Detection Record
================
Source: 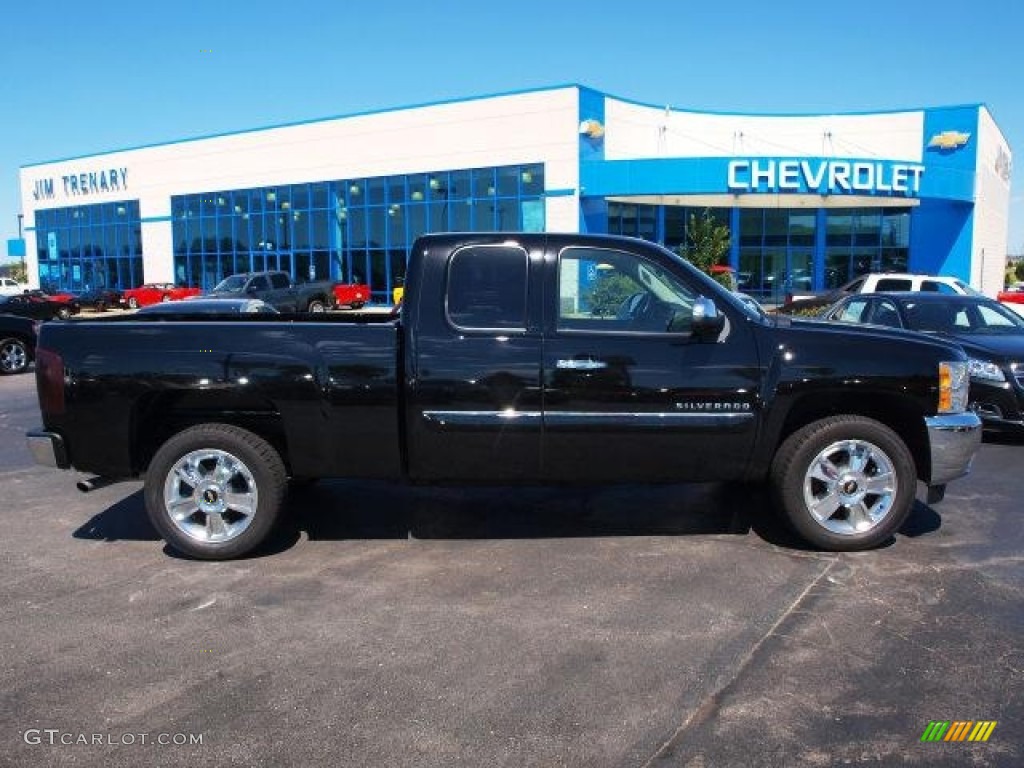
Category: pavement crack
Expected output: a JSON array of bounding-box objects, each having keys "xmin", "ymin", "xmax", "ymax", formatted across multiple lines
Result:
[{"xmin": 640, "ymin": 557, "xmax": 838, "ymax": 768}]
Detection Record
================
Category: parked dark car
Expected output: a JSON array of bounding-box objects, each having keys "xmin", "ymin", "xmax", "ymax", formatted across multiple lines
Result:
[
  {"xmin": 74, "ymin": 288, "xmax": 123, "ymax": 312},
  {"xmin": 820, "ymin": 292, "xmax": 1024, "ymax": 432},
  {"xmin": 0, "ymin": 294, "xmax": 79, "ymax": 321},
  {"xmin": 0, "ymin": 314, "xmax": 38, "ymax": 374},
  {"xmin": 135, "ymin": 298, "xmax": 279, "ymax": 316}
]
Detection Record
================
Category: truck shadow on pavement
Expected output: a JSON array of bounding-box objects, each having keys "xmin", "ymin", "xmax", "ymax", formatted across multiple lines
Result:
[{"xmin": 72, "ymin": 482, "xmax": 944, "ymax": 559}]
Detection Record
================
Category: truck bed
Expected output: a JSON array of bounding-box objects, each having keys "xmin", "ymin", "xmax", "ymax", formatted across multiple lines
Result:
[{"xmin": 35, "ymin": 315, "xmax": 404, "ymax": 480}]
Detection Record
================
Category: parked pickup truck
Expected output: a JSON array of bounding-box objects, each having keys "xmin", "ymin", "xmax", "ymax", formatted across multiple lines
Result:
[
  {"xmin": 27, "ymin": 233, "xmax": 982, "ymax": 560},
  {"xmin": 204, "ymin": 270, "xmax": 338, "ymax": 313}
]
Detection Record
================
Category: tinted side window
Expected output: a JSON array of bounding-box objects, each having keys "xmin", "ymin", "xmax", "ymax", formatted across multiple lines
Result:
[
  {"xmin": 250, "ymin": 276, "xmax": 271, "ymax": 291},
  {"xmin": 836, "ymin": 298, "xmax": 870, "ymax": 323},
  {"xmin": 922, "ymin": 280, "xmax": 956, "ymax": 295},
  {"xmin": 270, "ymin": 273, "xmax": 290, "ymax": 290},
  {"xmin": 869, "ymin": 299, "xmax": 903, "ymax": 328},
  {"xmin": 556, "ymin": 246, "xmax": 697, "ymax": 333},
  {"xmin": 446, "ymin": 245, "xmax": 528, "ymax": 330},
  {"xmin": 875, "ymin": 278, "xmax": 912, "ymax": 291}
]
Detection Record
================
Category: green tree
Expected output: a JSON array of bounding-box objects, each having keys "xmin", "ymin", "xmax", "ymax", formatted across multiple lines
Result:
[
  {"xmin": 584, "ymin": 272, "xmax": 638, "ymax": 316},
  {"xmin": 677, "ymin": 209, "xmax": 732, "ymax": 288}
]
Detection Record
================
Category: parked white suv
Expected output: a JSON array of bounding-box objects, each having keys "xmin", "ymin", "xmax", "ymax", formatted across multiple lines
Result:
[
  {"xmin": 779, "ymin": 272, "xmax": 981, "ymax": 314},
  {"xmin": 0, "ymin": 277, "xmax": 24, "ymax": 297}
]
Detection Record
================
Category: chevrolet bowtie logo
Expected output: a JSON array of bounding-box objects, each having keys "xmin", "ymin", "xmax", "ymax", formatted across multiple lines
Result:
[
  {"xmin": 578, "ymin": 119, "xmax": 605, "ymax": 139},
  {"xmin": 927, "ymin": 131, "xmax": 971, "ymax": 151}
]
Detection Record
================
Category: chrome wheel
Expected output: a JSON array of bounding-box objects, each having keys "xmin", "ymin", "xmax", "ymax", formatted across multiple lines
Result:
[
  {"xmin": 128, "ymin": 297, "xmax": 139, "ymax": 309},
  {"xmin": 0, "ymin": 338, "xmax": 28, "ymax": 374},
  {"xmin": 308, "ymin": 300, "xmax": 326, "ymax": 313},
  {"xmin": 162, "ymin": 448, "xmax": 258, "ymax": 544},
  {"xmin": 802, "ymin": 438, "xmax": 897, "ymax": 536}
]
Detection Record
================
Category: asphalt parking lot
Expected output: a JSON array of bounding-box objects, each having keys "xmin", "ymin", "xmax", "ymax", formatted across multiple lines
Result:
[{"xmin": 1, "ymin": 370, "xmax": 1021, "ymax": 767}]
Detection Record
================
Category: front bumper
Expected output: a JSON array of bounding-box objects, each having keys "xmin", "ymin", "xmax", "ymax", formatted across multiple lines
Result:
[
  {"xmin": 26, "ymin": 430, "xmax": 69, "ymax": 469},
  {"xmin": 923, "ymin": 413, "xmax": 982, "ymax": 485}
]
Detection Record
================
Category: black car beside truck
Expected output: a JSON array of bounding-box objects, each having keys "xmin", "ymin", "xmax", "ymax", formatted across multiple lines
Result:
[
  {"xmin": 204, "ymin": 270, "xmax": 338, "ymax": 313},
  {"xmin": 27, "ymin": 233, "xmax": 981, "ymax": 559},
  {"xmin": 0, "ymin": 314, "xmax": 38, "ymax": 375}
]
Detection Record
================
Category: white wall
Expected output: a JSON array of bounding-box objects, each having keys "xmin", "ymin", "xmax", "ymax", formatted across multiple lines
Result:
[
  {"xmin": 972, "ymin": 106, "xmax": 1012, "ymax": 295},
  {"xmin": 603, "ymin": 98, "xmax": 925, "ymax": 162},
  {"xmin": 21, "ymin": 88, "xmax": 583, "ymax": 286}
]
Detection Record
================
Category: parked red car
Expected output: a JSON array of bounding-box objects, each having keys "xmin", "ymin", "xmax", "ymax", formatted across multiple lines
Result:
[
  {"xmin": 332, "ymin": 282, "xmax": 371, "ymax": 309},
  {"xmin": 121, "ymin": 283, "xmax": 202, "ymax": 309},
  {"xmin": 997, "ymin": 285, "xmax": 1024, "ymax": 304}
]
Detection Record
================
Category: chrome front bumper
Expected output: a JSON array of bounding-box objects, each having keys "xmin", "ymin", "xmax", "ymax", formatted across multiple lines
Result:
[
  {"xmin": 924, "ymin": 412, "xmax": 982, "ymax": 486},
  {"xmin": 26, "ymin": 430, "xmax": 69, "ymax": 469}
]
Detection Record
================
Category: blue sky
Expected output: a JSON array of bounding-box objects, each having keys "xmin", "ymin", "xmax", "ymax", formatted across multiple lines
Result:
[{"xmin": 2, "ymin": 0, "xmax": 1022, "ymax": 262}]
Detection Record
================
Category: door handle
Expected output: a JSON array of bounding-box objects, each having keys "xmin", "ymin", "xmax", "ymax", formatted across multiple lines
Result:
[{"xmin": 555, "ymin": 358, "xmax": 607, "ymax": 370}]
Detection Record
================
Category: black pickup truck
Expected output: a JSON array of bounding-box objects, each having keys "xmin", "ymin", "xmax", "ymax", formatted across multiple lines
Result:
[
  {"xmin": 205, "ymin": 270, "xmax": 337, "ymax": 313},
  {"xmin": 27, "ymin": 233, "xmax": 981, "ymax": 559}
]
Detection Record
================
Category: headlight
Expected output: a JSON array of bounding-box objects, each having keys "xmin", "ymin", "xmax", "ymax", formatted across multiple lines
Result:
[
  {"xmin": 938, "ymin": 361, "xmax": 969, "ymax": 413},
  {"xmin": 967, "ymin": 358, "xmax": 1005, "ymax": 382}
]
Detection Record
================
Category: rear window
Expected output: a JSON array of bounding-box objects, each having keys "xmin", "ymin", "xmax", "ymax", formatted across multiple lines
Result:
[
  {"xmin": 920, "ymin": 280, "xmax": 957, "ymax": 295},
  {"xmin": 446, "ymin": 245, "xmax": 528, "ymax": 330},
  {"xmin": 874, "ymin": 278, "xmax": 912, "ymax": 291},
  {"xmin": 270, "ymin": 273, "xmax": 290, "ymax": 290}
]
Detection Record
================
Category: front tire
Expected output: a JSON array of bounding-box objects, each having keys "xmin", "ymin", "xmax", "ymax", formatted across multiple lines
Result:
[
  {"xmin": 0, "ymin": 337, "xmax": 29, "ymax": 374},
  {"xmin": 57, "ymin": 306, "xmax": 71, "ymax": 319},
  {"xmin": 128, "ymin": 297, "xmax": 139, "ymax": 309},
  {"xmin": 144, "ymin": 424, "xmax": 287, "ymax": 559},
  {"xmin": 770, "ymin": 415, "xmax": 916, "ymax": 551}
]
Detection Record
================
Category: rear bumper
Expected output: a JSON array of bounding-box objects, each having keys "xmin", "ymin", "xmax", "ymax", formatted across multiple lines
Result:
[
  {"xmin": 923, "ymin": 413, "xmax": 982, "ymax": 486},
  {"xmin": 26, "ymin": 430, "xmax": 69, "ymax": 469}
]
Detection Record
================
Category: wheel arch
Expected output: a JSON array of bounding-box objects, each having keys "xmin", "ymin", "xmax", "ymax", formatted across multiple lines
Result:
[
  {"xmin": 131, "ymin": 394, "xmax": 294, "ymax": 478},
  {"xmin": 773, "ymin": 392, "xmax": 930, "ymax": 483}
]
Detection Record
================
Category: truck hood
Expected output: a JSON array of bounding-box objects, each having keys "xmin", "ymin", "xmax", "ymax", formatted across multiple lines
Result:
[{"xmin": 778, "ymin": 316, "xmax": 966, "ymax": 357}]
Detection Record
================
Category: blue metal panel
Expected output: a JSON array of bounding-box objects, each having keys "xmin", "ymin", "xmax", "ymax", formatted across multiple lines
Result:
[
  {"xmin": 580, "ymin": 197, "xmax": 608, "ymax": 234},
  {"xmin": 910, "ymin": 200, "xmax": 974, "ymax": 280},
  {"xmin": 578, "ymin": 87, "xmax": 605, "ymax": 164},
  {"xmin": 7, "ymin": 239, "xmax": 26, "ymax": 257},
  {"xmin": 814, "ymin": 209, "xmax": 827, "ymax": 290},
  {"xmin": 728, "ymin": 208, "xmax": 740, "ymax": 270},
  {"xmin": 919, "ymin": 106, "xmax": 980, "ymax": 202}
]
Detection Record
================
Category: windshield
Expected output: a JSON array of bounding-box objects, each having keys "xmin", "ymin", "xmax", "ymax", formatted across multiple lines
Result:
[
  {"xmin": 905, "ymin": 299, "xmax": 1024, "ymax": 335},
  {"xmin": 212, "ymin": 275, "xmax": 247, "ymax": 293}
]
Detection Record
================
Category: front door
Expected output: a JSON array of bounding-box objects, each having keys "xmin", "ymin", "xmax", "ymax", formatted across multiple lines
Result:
[{"xmin": 541, "ymin": 243, "xmax": 762, "ymax": 483}]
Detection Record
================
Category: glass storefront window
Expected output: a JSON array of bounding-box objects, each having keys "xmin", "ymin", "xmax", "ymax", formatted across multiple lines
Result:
[
  {"xmin": 165, "ymin": 162, "xmax": 545, "ymax": 296},
  {"xmin": 34, "ymin": 200, "xmax": 141, "ymax": 291}
]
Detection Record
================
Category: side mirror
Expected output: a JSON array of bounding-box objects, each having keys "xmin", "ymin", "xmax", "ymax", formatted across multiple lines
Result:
[{"xmin": 691, "ymin": 296, "xmax": 725, "ymax": 340}]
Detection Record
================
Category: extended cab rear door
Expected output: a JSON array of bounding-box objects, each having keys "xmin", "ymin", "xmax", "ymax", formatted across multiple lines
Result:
[
  {"xmin": 540, "ymin": 238, "xmax": 762, "ymax": 483},
  {"xmin": 404, "ymin": 237, "xmax": 545, "ymax": 481}
]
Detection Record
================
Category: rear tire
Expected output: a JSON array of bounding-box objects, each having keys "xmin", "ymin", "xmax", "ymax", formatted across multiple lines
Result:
[
  {"xmin": 57, "ymin": 307, "xmax": 71, "ymax": 319},
  {"xmin": 144, "ymin": 424, "xmax": 287, "ymax": 559},
  {"xmin": 307, "ymin": 299, "xmax": 326, "ymax": 313},
  {"xmin": 128, "ymin": 297, "xmax": 139, "ymax": 309},
  {"xmin": 0, "ymin": 337, "xmax": 29, "ymax": 374},
  {"xmin": 769, "ymin": 415, "xmax": 916, "ymax": 551}
]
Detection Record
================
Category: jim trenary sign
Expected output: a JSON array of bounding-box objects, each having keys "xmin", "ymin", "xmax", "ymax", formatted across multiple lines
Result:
[
  {"xmin": 32, "ymin": 167, "xmax": 130, "ymax": 201},
  {"xmin": 727, "ymin": 159, "xmax": 925, "ymax": 196}
]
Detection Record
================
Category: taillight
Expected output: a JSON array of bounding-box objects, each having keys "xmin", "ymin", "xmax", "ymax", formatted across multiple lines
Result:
[{"xmin": 35, "ymin": 347, "xmax": 65, "ymax": 415}]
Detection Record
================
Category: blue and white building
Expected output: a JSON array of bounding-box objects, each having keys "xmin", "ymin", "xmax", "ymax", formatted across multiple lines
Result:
[{"xmin": 18, "ymin": 84, "xmax": 1013, "ymax": 303}]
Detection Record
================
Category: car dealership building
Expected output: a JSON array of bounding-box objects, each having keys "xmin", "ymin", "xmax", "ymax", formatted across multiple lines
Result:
[{"xmin": 17, "ymin": 84, "xmax": 1013, "ymax": 303}]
